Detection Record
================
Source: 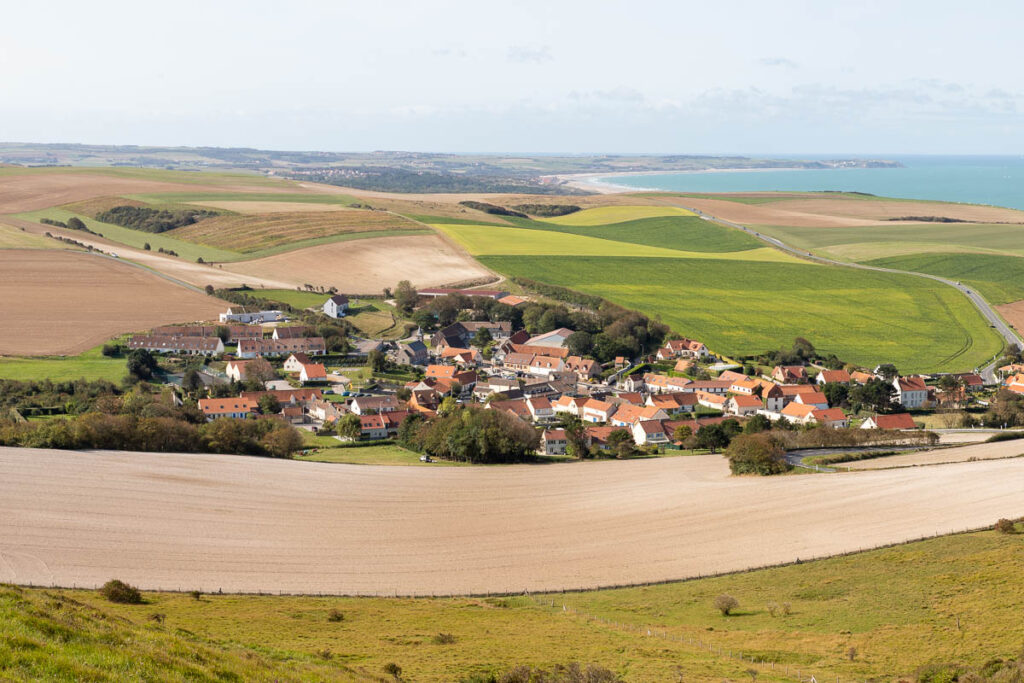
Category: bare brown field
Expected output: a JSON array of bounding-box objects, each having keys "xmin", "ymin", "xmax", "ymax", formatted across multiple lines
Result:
[
  {"xmin": 229, "ymin": 234, "xmax": 493, "ymax": 293},
  {"xmin": 0, "ymin": 448, "xmax": 1021, "ymax": 595},
  {"xmin": 0, "ymin": 251, "xmax": 226, "ymax": 355},
  {"xmin": 60, "ymin": 195, "xmax": 150, "ymax": 216},
  {"xmin": 843, "ymin": 440, "xmax": 1024, "ymax": 469},
  {"xmin": 668, "ymin": 196, "xmax": 1024, "ymax": 228},
  {"xmin": 171, "ymin": 209, "xmax": 423, "ymax": 252},
  {"xmin": 0, "ymin": 222, "xmax": 65, "ymax": 249},
  {"xmin": 996, "ymin": 299, "xmax": 1024, "ymax": 334}
]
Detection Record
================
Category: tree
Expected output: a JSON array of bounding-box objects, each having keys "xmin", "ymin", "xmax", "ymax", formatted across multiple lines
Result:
[
  {"xmin": 725, "ymin": 433, "xmax": 791, "ymax": 475},
  {"xmin": 126, "ymin": 349, "xmax": 158, "ymax": 381},
  {"xmin": 367, "ymin": 349, "xmax": 388, "ymax": 373},
  {"xmin": 247, "ymin": 357, "xmax": 277, "ymax": 384},
  {"xmin": 696, "ymin": 423, "xmax": 730, "ymax": 454},
  {"xmin": 337, "ymin": 413, "xmax": 362, "ymax": 440},
  {"xmin": 743, "ymin": 413, "xmax": 771, "ymax": 434},
  {"xmin": 260, "ymin": 424, "xmax": 303, "ymax": 457},
  {"xmin": 394, "ymin": 280, "xmax": 418, "ymax": 313},
  {"xmin": 566, "ymin": 331, "xmax": 594, "ymax": 358},
  {"xmin": 822, "ymin": 382, "xmax": 849, "ymax": 408},
  {"xmin": 437, "ymin": 396, "xmax": 458, "ymax": 416},
  {"xmin": 67, "ymin": 216, "xmax": 87, "ymax": 231},
  {"xmin": 852, "ymin": 378, "xmax": 896, "ymax": 413},
  {"xmin": 258, "ymin": 394, "xmax": 281, "ymax": 415},
  {"xmin": 607, "ymin": 428, "xmax": 633, "ymax": 451},
  {"xmin": 561, "ymin": 415, "xmax": 589, "ymax": 459},
  {"xmin": 472, "ymin": 327, "xmax": 493, "ymax": 348},
  {"xmin": 672, "ymin": 424, "xmax": 693, "ymax": 444},
  {"xmin": 876, "ymin": 363, "xmax": 899, "ymax": 381},
  {"xmin": 182, "ymin": 369, "xmax": 203, "ymax": 392},
  {"xmin": 143, "ymin": 242, "xmax": 151, "ymax": 251},
  {"xmin": 714, "ymin": 594, "xmax": 739, "ymax": 616},
  {"xmin": 215, "ymin": 325, "xmax": 231, "ymax": 343}
]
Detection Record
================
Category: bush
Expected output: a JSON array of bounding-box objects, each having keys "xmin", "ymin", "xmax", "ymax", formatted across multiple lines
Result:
[
  {"xmin": 714, "ymin": 594, "xmax": 738, "ymax": 616},
  {"xmin": 100, "ymin": 579, "xmax": 142, "ymax": 604},
  {"xmin": 994, "ymin": 518, "xmax": 1017, "ymax": 534},
  {"xmin": 383, "ymin": 662, "xmax": 402, "ymax": 680},
  {"xmin": 327, "ymin": 608, "xmax": 345, "ymax": 622},
  {"xmin": 433, "ymin": 632, "xmax": 456, "ymax": 644},
  {"xmin": 725, "ymin": 433, "xmax": 790, "ymax": 475}
]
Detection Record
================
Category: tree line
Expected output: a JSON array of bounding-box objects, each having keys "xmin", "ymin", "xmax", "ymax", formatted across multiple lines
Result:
[{"xmin": 96, "ymin": 206, "xmax": 218, "ymax": 234}]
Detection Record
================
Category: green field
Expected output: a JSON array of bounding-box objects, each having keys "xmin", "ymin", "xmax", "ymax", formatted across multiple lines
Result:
[
  {"xmin": 756, "ymin": 222, "xmax": 1024, "ymax": 261},
  {"xmin": 0, "ymin": 345, "xmax": 126, "ymax": 383},
  {"xmin": 865, "ymin": 252, "xmax": 1024, "ymax": 305},
  {"xmin": 539, "ymin": 205, "xmax": 694, "ymax": 226},
  {"xmin": 296, "ymin": 442, "xmax": 468, "ymax": 466},
  {"xmin": 433, "ymin": 223, "xmax": 795, "ymax": 262},
  {"xmin": 481, "ymin": 255, "xmax": 1002, "ymax": 373},
  {"xmin": 4, "ymin": 530, "xmax": 1022, "ymax": 681},
  {"xmin": 246, "ymin": 288, "xmax": 329, "ymax": 309},
  {"xmin": 0, "ymin": 223, "xmax": 64, "ymax": 249}
]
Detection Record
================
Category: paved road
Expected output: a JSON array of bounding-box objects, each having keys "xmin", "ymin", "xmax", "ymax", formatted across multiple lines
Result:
[{"xmin": 663, "ymin": 201, "xmax": 1023, "ymax": 381}]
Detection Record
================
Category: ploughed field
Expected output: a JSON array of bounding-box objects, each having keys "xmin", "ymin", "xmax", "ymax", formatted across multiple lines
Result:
[
  {"xmin": 432, "ymin": 205, "xmax": 1005, "ymax": 373},
  {"xmin": 1, "ymin": 447, "xmax": 1022, "ymax": 595},
  {"xmin": 0, "ymin": 251, "xmax": 225, "ymax": 356}
]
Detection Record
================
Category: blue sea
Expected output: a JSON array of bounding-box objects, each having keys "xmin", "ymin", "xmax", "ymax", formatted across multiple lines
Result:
[{"xmin": 596, "ymin": 155, "xmax": 1024, "ymax": 211}]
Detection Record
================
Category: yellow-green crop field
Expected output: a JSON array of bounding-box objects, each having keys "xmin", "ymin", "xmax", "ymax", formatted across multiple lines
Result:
[{"xmin": 539, "ymin": 204, "xmax": 695, "ymax": 226}]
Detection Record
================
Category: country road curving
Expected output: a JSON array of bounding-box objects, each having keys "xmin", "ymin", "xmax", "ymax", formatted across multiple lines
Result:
[{"xmin": 661, "ymin": 200, "xmax": 1024, "ymax": 380}]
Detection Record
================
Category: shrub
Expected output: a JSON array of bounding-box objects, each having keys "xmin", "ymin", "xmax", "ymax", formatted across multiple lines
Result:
[
  {"xmin": 994, "ymin": 518, "xmax": 1017, "ymax": 534},
  {"xmin": 327, "ymin": 608, "xmax": 344, "ymax": 622},
  {"xmin": 148, "ymin": 612, "xmax": 166, "ymax": 624},
  {"xmin": 725, "ymin": 433, "xmax": 790, "ymax": 475},
  {"xmin": 714, "ymin": 594, "xmax": 738, "ymax": 616},
  {"xmin": 100, "ymin": 579, "xmax": 142, "ymax": 604},
  {"xmin": 383, "ymin": 662, "xmax": 402, "ymax": 680},
  {"xmin": 189, "ymin": 590, "xmax": 202, "ymax": 601},
  {"xmin": 433, "ymin": 632, "xmax": 456, "ymax": 644}
]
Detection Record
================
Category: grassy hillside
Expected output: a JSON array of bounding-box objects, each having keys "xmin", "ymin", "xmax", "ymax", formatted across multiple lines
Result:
[
  {"xmin": 0, "ymin": 224, "xmax": 65, "ymax": 249},
  {"xmin": 539, "ymin": 205, "xmax": 694, "ymax": 225},
  {"xmin": 4, "ymin": 530, "xmax": 1022, "ymax": 681},
  {"xmin": 481, "ymin": 255, "xmax": 1002, "ymax": 373},
  {"xmin": 757, "ymin": 222, "xmax": 1024, "ymax": 261},
  {"xmin": 865, "ymin": 253, "xmax": 1024, "ymax": 305}
]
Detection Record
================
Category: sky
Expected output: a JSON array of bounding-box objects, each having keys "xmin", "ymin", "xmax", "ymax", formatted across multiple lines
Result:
[{"xmin": 2, "ymin": 0, "xmax": 1023, "ymax": 154}]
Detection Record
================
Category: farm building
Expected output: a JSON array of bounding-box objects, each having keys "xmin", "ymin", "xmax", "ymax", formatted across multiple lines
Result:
[
  {"xmin": 219, "ymin": 307, "xmax": 282, "ymax": 324},
  {"xmin": 323, "ymin": 294, "xmax": 349, "ymax": 319},
  {"xmin": 861, "ymin": 413, "xmax": 917, "ymax": 430},
  {"xmin": 237, "ymin": 337, "xmax": 326, "ymax": 358}
]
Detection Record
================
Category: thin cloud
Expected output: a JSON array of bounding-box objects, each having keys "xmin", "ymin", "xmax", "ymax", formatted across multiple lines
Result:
[
  {"xmin": 758, "ymin": 57, "xmax": 799, "ymax": 69},
  {"xmin": 507, "ymin": 44, "xmax": 552, "ymax": 64}
]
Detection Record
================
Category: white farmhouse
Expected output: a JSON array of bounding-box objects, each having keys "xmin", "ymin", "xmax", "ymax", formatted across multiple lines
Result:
[{"xmin": 323, "ymin": 294, "xmax": 350, "ymax": 319}]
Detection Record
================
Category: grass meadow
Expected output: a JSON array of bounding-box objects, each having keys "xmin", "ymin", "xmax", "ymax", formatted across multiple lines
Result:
[
  {"xmin": 539, "ymin": 204, "xmax": 694, "ymax": 225},
  {"xmin": 866, "ymin": 252, "xmax": 1024, "ymax": 305},
  {"xmin": 4, "ymin": 530, "xmax": 1022, "ymax": 681},
  {"xmin": 0, "ymin": 345, "xmax": 126, "ymax": 383},
  {"xmin": 480, "ymin": 254, "xmax": 1003, "ymax": 373},
  {"xmin": 0, "ymin": 224, "xmax": 65, "ymax": 250}
]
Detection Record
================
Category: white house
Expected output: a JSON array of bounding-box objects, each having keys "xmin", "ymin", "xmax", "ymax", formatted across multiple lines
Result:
[
  {"xmin": 794, "ymin": 391, "xmax": 830, "ymax": 410},
  {"xmin": 350, "ymin": 395, "xmax": 399, "ymax": 415},
  {"xmin": 298, "ymin": 362, "xmax": 327, "ymax": 384},
  {"xmin": 528, "ymin": 355, "xmax": 564, "ymax": 378},
  {"xmin": 219, "ymin": 307, "xmax": 282, "ymax": 324},
  {"xmin": 198, "ymin": 398, "xmax": 257, "ymax": 421},
  {"xmin": 552, "ymin": 395, "xmax": 585, "ymax": 416},
  {"xmin": 526, "ymin": 396, "xmax": 555, "ymax": 423},
  {"xmin": 632, "ymin": 419, "xmax": 670, "ymax": 446},
  {"xmin": 582, "ymin": 399, "xmax": 616, "ymax": 423},
  {"xmin": 540, "ymin": 429, "xmax": 568, "ymax": 455},
  {"xmin": 283, "ymin": 353, "xmax": 310, "ymax": 374},
  {"xmin": 225, "ymin": 360, "xmax": 250, "ymax": 383},
  {"xmin": 323, "ymin": 294, "xmax": 349, "ymax": 319},
  {"xmin": 725, "ymin": 394, "xmax": 762, "ymax": 416},
  {"xmin": 893, "ymin": 376, "xmax": 929, "ymax": 409}
]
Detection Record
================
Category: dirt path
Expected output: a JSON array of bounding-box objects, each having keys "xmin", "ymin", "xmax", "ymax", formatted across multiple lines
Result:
[
  {"xmin": 1, "ymin": 448, "xmax": 1021, "ymax": 595},
  {"xmin": 842, "ymin": 439, "xmax": 1024, "ymax": 469}
]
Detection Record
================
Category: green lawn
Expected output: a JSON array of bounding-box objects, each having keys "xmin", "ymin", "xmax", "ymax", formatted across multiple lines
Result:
[
  {"xmin": 481, "ymin": 255, "xmax": 1004, "ymax": 373},
  {"xmin": 246, "ymin": 288, "xmax": 331, "ymax": 309},
  {"xmin": 5, "ymin": 530, "xmax": 1022, "ymax": 681},
  {"xmin": 296, "ymin": 443, "xmax": 468, "ymax": 466},
  {"xmin": 0, "ymin": 345, "xmax": 126, "ymax": 382},
  {"xmin": 865, "ymin": 252, "xmax": 1024, "ymax": 305}
]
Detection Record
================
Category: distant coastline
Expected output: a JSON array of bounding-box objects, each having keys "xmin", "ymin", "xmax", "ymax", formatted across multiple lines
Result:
[{"xmin": 552, "ymin": 168, "xmax": 811, "ymax": 194}]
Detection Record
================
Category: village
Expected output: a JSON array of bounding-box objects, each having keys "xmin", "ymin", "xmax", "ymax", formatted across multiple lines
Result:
[{"xmin": 117, "ymin": 284, "xmax": 1024, "ymax": 463}]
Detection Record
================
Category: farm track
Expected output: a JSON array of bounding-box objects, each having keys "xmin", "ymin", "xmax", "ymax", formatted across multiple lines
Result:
[
  {"xmin": 1, "ymin": 447, "xmax": 1022, "ymax": 596},
  {"xmin": 658, "ymin": 199, "xmax": 1023, "ymax": 379}
]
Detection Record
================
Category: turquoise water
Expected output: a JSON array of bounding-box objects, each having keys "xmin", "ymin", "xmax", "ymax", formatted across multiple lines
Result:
[{"xmin": 597, "ymin": 156, "xmax": 1024, "ymax": 210}]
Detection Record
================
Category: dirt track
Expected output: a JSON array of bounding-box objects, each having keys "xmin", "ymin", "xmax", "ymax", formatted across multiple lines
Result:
[
  {"xmin": 1, "ymin": 448, "xmax": 1021, "ymax": 595},
  {"xmin": 842, "ymin": 439, "xmax": 1024, "ymax": 469}
]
